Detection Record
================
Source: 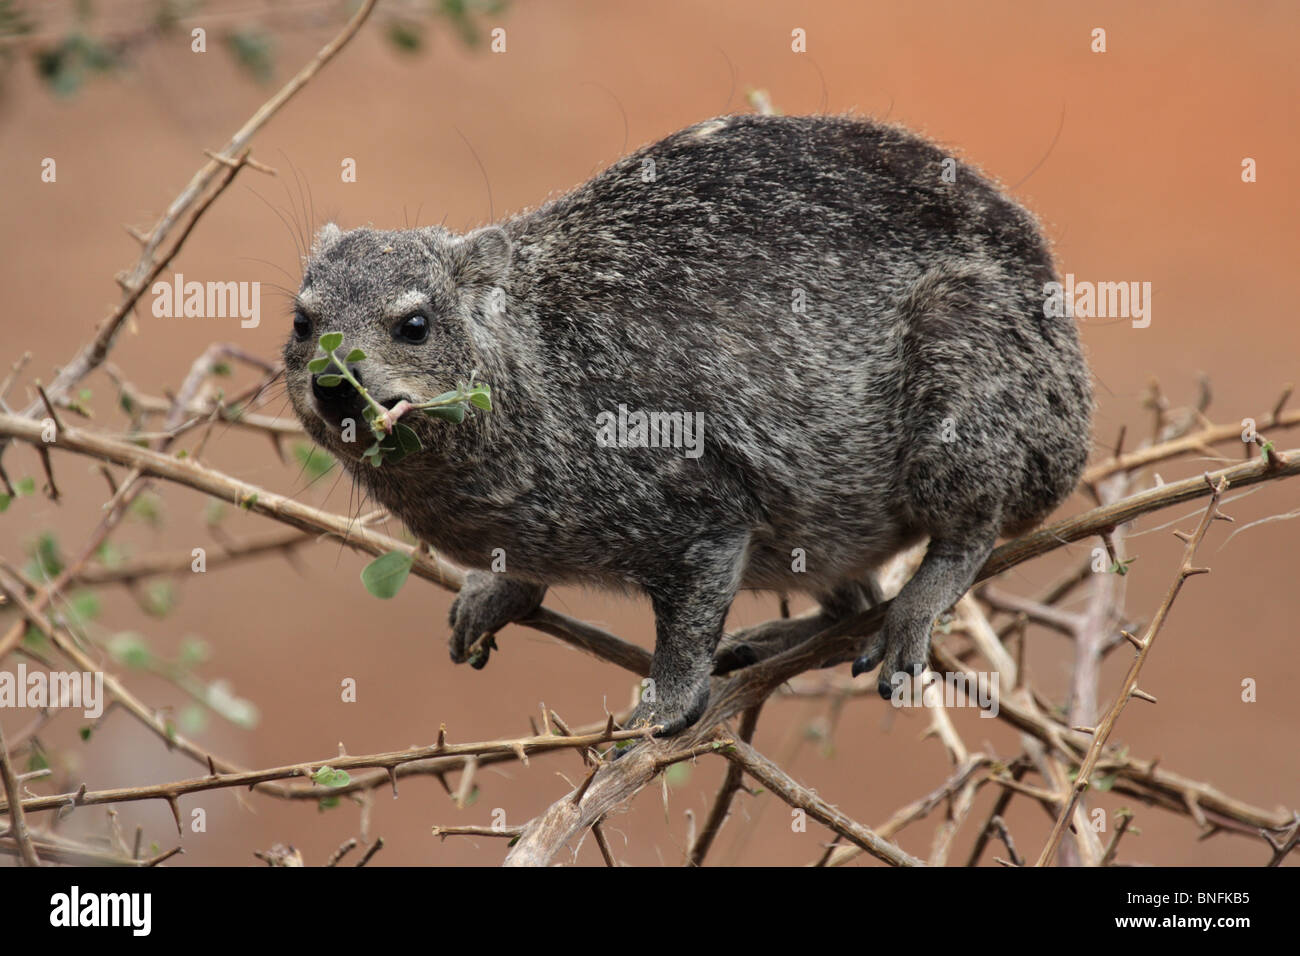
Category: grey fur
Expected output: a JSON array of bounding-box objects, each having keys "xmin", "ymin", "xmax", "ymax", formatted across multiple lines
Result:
[{"xmin": 283, "ymin": 113, "xmax": 1092, "ymax": 735}]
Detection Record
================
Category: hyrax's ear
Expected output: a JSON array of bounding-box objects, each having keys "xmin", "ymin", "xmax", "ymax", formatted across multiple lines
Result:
[
  {"xmin": 453, "ymin": 225, "xmax": 512, "ymax": 287},
  {"xmin": 311, "ymin": 223, "xmax": 343, "ymax": 258}
]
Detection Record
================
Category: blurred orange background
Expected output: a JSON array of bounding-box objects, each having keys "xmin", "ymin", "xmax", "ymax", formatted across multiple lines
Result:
[{"xmin": 1, "ymin": 0, "xmax": 1296, "ymax": 865}]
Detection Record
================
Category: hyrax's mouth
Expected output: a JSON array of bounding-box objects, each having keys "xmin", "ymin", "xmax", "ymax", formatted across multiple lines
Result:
[
  {"xmin": 309, "ymin": 387, "xmax": 438, "ymax": 464},
  {"xmin": 302, "ymin": 369, "xmax": 485, "ymax": 468},
  {"xmin": 307, "ymin": 376, "xmax": 410, "ymax": 428}
]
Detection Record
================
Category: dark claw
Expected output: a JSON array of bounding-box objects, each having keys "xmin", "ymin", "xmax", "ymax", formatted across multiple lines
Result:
[
  {"xmin": 852, "ymin": 648, "xmax": 883, "ymax": 678},
  {"xmin": 467, "ymin": 632, "xmax": 497, "ymax": 670}
]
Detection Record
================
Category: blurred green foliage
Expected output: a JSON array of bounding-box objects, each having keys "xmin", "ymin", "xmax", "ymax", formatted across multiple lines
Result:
[{"xmin": 2, "ymin": 0, "xmax": 512, "ymax": 96}]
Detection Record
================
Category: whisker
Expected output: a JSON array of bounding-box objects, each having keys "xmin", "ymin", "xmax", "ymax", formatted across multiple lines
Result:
[
  {"xmin": 455, "ymin": 125, "xmax": 495, "ymax": 224},
  {"xmin": 246, "ymin": 186, "xmax": 305, "ymax": 264},
  {"xmin": 238, "ymin": 256, "xmax": 298, "ymax": 286}
]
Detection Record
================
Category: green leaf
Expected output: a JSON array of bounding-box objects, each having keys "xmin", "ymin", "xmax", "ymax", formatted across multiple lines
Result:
[
  {"xmin": 179, "ymin": 636, "xmax": 210, "ymax": 666},
  {"xmin": 16, "ymin": 477, "xmax": 36, "ymax": 496},
  {"xmin": 345, "ymin": 348, "xmax": 367, "ymax": 363},
  {"xmin": 318, "ymin": 796, "xmax": 340, "ymax": 812},
  {"xmin": 424, "ymin": 404, "xmax": 466, "ymax": 424},
  {"xmin": 79, "ymin": 726, "xmax": 93, "ymax": 741},
  {"xmin": 26, "ymin": 532, "xmax": 64, "ymax": 577},
  {"xmin": 26, "ymin": 744, "xmax": 49, "ymax": 773},
  {"xmin": 315, "ymin": 374, "xmax": 343, "ymax": 387},
  {"xmin": 361, "ymin": 551, "xmax": 413, "ymax": 599},
  {"xmin": 318, "ymin": 331, "xmax": 344, "ymax": 352},
  {"xmin": 664, "ymin": 763, "xmax": 692, "ymax": 788},
  {"xmin": 225, "ymin": 27, "xmax": 275, "ymax": 84},
  {"xmin": 469, "ymin": 387, "xmax": 492, "ymax": 410},
  {"xmin": 312, "ymin": 766, "xmax": 352, "ymax": 788},
  {"xmin": 0, "ymin": 493, "xmax": 10, "ymax": 512},
  {"xmin": 206, "ymin": 679, "xmax": 259, "ymax": 729},
  {"xmin": 143, "ymin": 580, "xmax": 175, "ymax": 617},
  {"xmin": 67, "ymin": 590, "xmax": 101, "ymax": 626},
  {"xmin": 108, "ymin": 631, "xmax": 152, "ymax": 669},
  {"xmin": 293, "ymin": 443, "xmax": 335, "ymax": 480},
  {"xmin": 307, "ymin": 357, "xmax": 329, "ymax": 374},
  {"xmin": 394, "ymin": 423, "xmax": 422, "ymax": 454},
  {"xmin": 1093, "ymin": 772, "xmax": 1117, "ymax": 792},
  {"xmin": 128, "ymin": 492, "xmax": 164, "ymax": 527},
  {"xmin": 95, "ymin": 541, "xmax": 126, "ymax": 568},
  {"xmin": 180, "ymin": 704, "xmax": 208, "ymax": 735},
  {"xmin": 386, "ymin": 19, "xmax": 424, "ymax": 52}
]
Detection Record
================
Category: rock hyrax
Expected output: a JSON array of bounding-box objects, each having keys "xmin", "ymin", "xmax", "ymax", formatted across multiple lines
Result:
[{"xmin": 284, "ymin": 113, "xmax": 1093, "ymax": 735}]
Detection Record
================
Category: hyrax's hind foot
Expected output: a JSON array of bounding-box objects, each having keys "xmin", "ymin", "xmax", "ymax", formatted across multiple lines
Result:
[
  {"xmin": 448, "ymin": 571, "xmax": 546, "ymax": 670},
  {"xmin": 853, "ymin": 532, "xmax": 995, "ymax": 699}
]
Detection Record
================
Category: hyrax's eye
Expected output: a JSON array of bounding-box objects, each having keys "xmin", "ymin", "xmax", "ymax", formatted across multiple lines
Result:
[
  {"xmin": 292, "ymin": 309, "xmax": 312, "ymax": 341},
  {"xmin": 397, "ymin": 313, "xmax": 429, "ymax": 343}
]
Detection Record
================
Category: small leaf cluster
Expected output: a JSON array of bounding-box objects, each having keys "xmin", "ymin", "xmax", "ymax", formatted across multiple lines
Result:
[{"xmin": 309, "ymin": 331, "xmax": 491, "ymax": 468}]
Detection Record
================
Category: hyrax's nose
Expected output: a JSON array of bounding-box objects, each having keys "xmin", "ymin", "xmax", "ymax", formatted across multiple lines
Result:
[{"xmin": 311, "ymin": 364, "xmax": 365, "ymax": 424}]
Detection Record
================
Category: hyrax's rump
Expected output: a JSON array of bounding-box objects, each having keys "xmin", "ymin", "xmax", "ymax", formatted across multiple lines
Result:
[{"xmin": 284, "ymin": 114, "xmax": 1093, "ymax": 735}]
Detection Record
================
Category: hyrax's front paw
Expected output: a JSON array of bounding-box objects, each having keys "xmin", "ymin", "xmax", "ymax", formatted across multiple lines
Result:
[
  {"xmin": 623, "ymin": 676, "xmax": 711, "ymax": 738},
  {"xmin": 448, "ymin": 572, "xmax": 546, "ymax": 669}
]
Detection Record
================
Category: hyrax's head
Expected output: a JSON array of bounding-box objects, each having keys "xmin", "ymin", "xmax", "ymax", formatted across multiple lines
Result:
[{"xmin": 283, "ymin": 222, "xmax": 511, "ymax": 467}]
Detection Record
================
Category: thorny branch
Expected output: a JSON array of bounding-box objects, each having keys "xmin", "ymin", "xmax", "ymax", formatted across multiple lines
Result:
[
  {"xmin": 1, "ymin": 403, "xmax": 1296, "ymax": 864},
  {"xmin": 1035, "ymin": 476, "xmax": 1228, "ymax": 866},
  {"xmin": 0, "ymin": 0, "xmax": 380, "ymax": 458}
]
